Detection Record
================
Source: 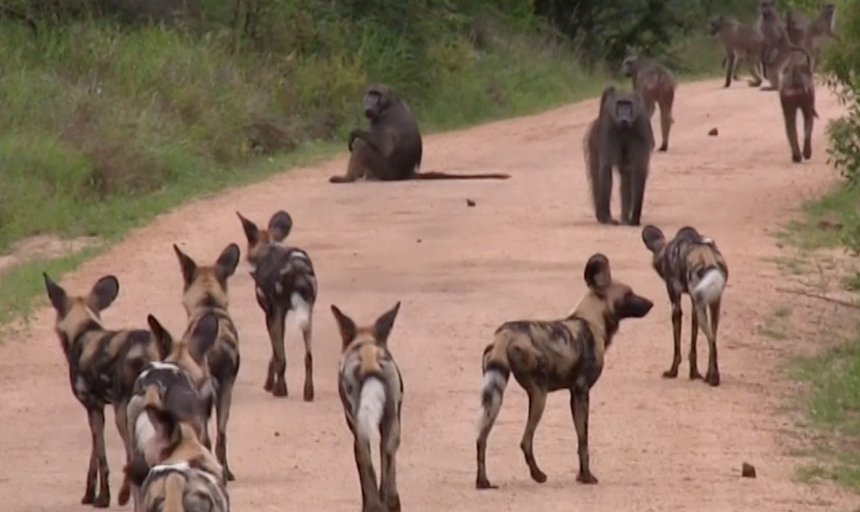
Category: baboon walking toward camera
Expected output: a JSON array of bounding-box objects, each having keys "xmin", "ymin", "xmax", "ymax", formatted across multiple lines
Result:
[
  {"xmin": 582, "ymin": 85, "xmax": 653, "ymax": 226},
  {"xmin": 758, "ymin": 0, "xmax": 797, "ymax": 90},
  {"xmin": 710, "ymin": 15, "xmax": 766, "ymax": 88},
  {"xmin": 329, "ymin": 83, "xmax": 510, "ymax": 183},
  {"xmin": 779, "ymin": 45, "xmax": 818, "ymax": 163},
  {"xmin": 620, "ymin": 55, "xmax": 675, "ymax": 152}
]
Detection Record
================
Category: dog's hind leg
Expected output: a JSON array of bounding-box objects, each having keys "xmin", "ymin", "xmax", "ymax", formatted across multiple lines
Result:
[
  {"xmin": 696, "ymin": 303, "xmax": 720, "ymax": 387},
  {"xmin": 688, "ymin": 306, "xmax": 703, "ymax": 380},
  {"xmin": 520, "ymin": 386, "xmax": 548, "ymax": 484},
  {"xmin": 663, "ymin": 290, "xmax": 683, "ymax": 378},
  {"xmin": 705, "ymin": 300, "xmax": 722, "ymax": 387}
]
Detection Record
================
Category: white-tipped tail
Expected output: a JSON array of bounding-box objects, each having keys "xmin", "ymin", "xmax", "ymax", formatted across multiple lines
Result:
[
  {"xmin": 692, "ymin": 268, "xmax": 726, "ymax": 305},
  {"xmin": 357, "ymin": 377, "xmax": 387, "ymax": 443},
  {"xmin": 476, "ymin": 370, "xmax": 508, "ymax": 437},
  {"xmin": 290, "ymin": 293, "xmax": 311, "ymax": 331}
]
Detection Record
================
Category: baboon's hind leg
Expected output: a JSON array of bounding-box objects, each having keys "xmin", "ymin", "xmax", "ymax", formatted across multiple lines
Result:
[
  {"xmin": 657, "ymin": 88, "xmax": 674, "ymax": 152},
  {"xmin": 802, "ymin": 103, "xmax": 815, "ymax": 160}
]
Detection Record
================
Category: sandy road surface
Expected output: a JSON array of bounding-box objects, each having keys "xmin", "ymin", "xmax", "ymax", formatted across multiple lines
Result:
[{"xmin": 1, "ymin": 78, "xmax": 858, "ymax": 512}]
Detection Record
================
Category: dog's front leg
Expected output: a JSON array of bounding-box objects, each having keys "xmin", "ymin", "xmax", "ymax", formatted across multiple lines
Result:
[{"xmin": 570, "ymin": 387, "xmax": 598, "ymax": 484}]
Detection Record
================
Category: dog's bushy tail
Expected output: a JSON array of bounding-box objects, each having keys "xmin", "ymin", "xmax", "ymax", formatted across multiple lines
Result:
[
  {"xmin": 357, "ymin": 376, "xmax": 387, "ymax": 444},
  {"xmin": 692, "ymin": 267, "xmax": 727, "ymax": 305},
  {"xmin": 476, "ymin": 332, "xmax": 513, "ymax": 438}
]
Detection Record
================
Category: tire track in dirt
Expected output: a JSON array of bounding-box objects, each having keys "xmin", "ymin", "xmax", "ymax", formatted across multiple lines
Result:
[{"xmin": 0, "ymin": 78, "xmax": 856, "ymax": 511}]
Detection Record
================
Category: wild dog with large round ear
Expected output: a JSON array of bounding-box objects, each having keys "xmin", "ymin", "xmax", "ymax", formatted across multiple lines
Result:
[
  {"xmin": 236, "ymin": 211, "xmax": 318, "ymax": 402},
  {"xmin": 332, "ymin": 302, "xmax": 404, "ymax": 512},
  {"xmin": 641, "ymin": 225, "xmax": 729, "ymax": 386},
  {"xmin": 475, "ymin": 253, "xmax": 653, "ymax": 489}
]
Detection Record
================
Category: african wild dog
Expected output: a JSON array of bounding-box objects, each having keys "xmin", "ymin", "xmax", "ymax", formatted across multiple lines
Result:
[
  {"xmin": 641, "ymin": 225, "xmax": 729, "ymax": 386},
  {"xmin": 118, "ymin": 312, "xmax": 221, "ymax": 512},
  {"xmin": 475, "ymin": 254, "xmax": 653, "ymax": 489},
  {"xmin": 236, "ymin": 210, "xmax": 318, "ymax": 402},
  {"xmin": 172, "ymin": 242, "xmax": 241, "ymax": 481},
  {"xmin": 43, "ymin": 272, "xmax": 165, "ymax": 508},
  {"xmin": 331, "ymin": 302, "xmax": 404, "ymax": 512},
  {"xmin": 123, "ymin": 374, "xmax": 230, "ymax": 512}
]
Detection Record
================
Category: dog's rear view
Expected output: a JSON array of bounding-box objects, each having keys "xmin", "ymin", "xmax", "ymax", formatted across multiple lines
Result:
[{"xmin": 641, "ymin": 225, "xmax": 729, "ymax": 386}]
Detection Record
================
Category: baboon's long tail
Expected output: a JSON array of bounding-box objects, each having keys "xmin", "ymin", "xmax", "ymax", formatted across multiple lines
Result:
[
  {"xmin": 357, "ymin": 376, "xmax": 387, "ymax": 443},
  {"xmin": 476, "ymin": 334, "xmax": 512, "ymax": 437},
  {"xmin": 692, "ymin": 268, "xmax": 727, "ymax": 305}
]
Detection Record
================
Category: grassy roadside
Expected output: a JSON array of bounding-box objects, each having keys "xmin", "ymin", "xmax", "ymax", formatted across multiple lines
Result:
[{"xmin": 775, "ymin": 179, "xmax": 860, "ymax": 494}]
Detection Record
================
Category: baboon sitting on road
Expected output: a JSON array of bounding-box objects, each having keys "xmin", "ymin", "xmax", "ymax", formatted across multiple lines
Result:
[
  {"xmin": 621, "ymin": 54, "xmax": 675, "ymax": 152},
  {"xmin": 329, "ymin": 83, "xmax": 510, "ymax": 183},
  {"xmin": 582, "ymin": 85, "xmax": 653, "ymax": 227},
  {"xmin": 710, "ymin": 15, "xmax": 765, "ymax": 88},
  {"xmin": 779, "ymin": 46, "xmax": 818, "ymax": 163}
]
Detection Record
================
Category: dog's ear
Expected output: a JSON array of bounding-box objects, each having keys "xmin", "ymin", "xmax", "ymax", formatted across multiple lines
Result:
[
  {"xmin": 330, "ymin": 304, "xmax": 358, "ymax": 349},
  {"xmin": 373, "ymin": 301, "xmax": 401, "ymax": 344},
  {"xmin": 236, "ymin": 212, "xmax": 260, "ymax": 245},
  {"xmin": 215, "ymin": 243, "xmax": 241, "ymax": 280},
  {"xmin": 173, "ymin": 244, "xmax": 198, "ymax": 286},
  {"xmin": 584, "ymin": 253, "xmax": 612, "ymax": 290},
  {"xmin": 641, "ymin": 225, "xmax": 666, "ymax": 254},
  {"xmin": 268, "ymin": 211, "xmax": 293, "ymax": 243},
  {"xmin": 88, "ymin": 275, "xmax": 120, "ymax": 312},
  {"xmin": 43, "ymin": 272, "xmax": 68, "ymax": 314},
  {"xmin": 147, "ymin": 314, "xmax": 175, "ymax": 359}
]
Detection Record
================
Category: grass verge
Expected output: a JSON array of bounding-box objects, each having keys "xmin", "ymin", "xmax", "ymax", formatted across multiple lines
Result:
[{"xmin": 777, "ymin": 178, "xmax": 860, "ymax": 493}]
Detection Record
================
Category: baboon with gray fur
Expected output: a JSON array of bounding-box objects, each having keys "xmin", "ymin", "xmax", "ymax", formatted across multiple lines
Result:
[
  {"xmin": 329, "ymin": 83, "xmax": 510, "ymax": 183},
  {"xmin": 758, "ymin": 0, "xmax": 796, "ymax": 90},
  {"xmin": 620, "ymin": 54, "xmax": 676, "ymax": 152},
  {"xmin": 582, "ymin": 85, "xmax": 653, "ymax": 226},
  {"xmin": 710, "ymin": 15, "xmax": 766, "ymax": 88},
  {"xmin": 779, "ymin": 45, "xmax": 819, "ymax": 163}
]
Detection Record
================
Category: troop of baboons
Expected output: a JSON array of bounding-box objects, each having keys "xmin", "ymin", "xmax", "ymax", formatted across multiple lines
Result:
[{"xmin": 38, "ymin": 1, "xmax": 834, "ymax": 511}]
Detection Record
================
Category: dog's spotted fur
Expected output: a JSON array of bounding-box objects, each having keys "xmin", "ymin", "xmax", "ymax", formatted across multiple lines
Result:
[
  {"xmin": 237, "ymin": 211, "xmax": 318, "ymax": 402},
  {"xmin": 43, "ymin": 272, "xmax": 165, "ymax": 508},
  {"xmin": 642, "ymin": 225, "xmax": 729, "ymax": 386}
]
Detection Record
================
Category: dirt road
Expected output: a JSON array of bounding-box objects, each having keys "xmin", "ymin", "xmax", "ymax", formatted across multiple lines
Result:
[{"xmin": 1, "ymin": 78, "xmax": 857, "ymax": 511}]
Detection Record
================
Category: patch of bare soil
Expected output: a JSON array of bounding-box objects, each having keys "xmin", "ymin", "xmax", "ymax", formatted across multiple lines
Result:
[
  {"xmin": 0, "ymin": 234, "xmax": 99, "ymax": 274},
  {"xmin": 0, "ymin": 79, "xmax": 858, "ymax": 511}
]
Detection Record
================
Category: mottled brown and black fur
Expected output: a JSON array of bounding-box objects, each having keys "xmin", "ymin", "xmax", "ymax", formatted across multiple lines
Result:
[
  {"xmin": 779, "ymin": 45, "xmax": 818, "ymax": 163},
  {"xmin": 172, "ymin": 243, "xmax": 241, "ymax": 482},
  {"xmin": 641, "ymin": 225, "xmax": 729, "ymax": 387},
  {"xmin": 709, "ymin": 15, "xmax": 766, "ymax": 87},
  {"xmin": 583, "ymin": 85, "xmax": 654, "ymax": 226},
  {"xmin": 237, "ymin": 211, "xmax": 317, "ymax": 401},
  {"xmin": 620, "ymin": 54, "xmax": 676, "ymax": 152},
  {"xmin": 43, "ymin": 272, "xmax": 165, "ymax": 508},
  {"xmin": 475, "ymin": 254, "xmax": 653, "ymax": 489},
  {"xmin": 122, "ymin": 377, "xmax": 230, "ymax": 512},
  {"xmin": 118, "ymin": 312, "xmax": 221, "ymax": 512},
  {"xmin": 329, "ymin": 83, "xmax": 510, "ymax": 183},
  {"xmin": 332, "ymin": 302, "xmax": 404, "ymax": 512}
]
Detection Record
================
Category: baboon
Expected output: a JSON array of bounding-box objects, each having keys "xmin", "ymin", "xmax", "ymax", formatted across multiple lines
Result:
[
  {"xmin": 804, "ymin": 3, "xmax": 840, "ymax": 70},
  {"xmin": 785, "ymin": 8, "xmax": 808, "ymax": 46},
  {"xmin": 582, "ymin": 85, "xmax": 653, "ymax": 226},
  {"xmin": 43, "ymin": 272, "xmax": 164, "ymax": 509},
  {"xmin": 475, "ymin": 253, "xmax": 653, "ymax": 489},
  {"xmin": 710, "ymin": 15, "xmax": 766, "ymax": 88},
  {"xmin": 329, "ymin": 83, "xmax": 511, "ymax": 183},
  {"xmin": 758, "ymin": 0, "xmax": 795, "ymax": 90},
  {"xmin": 331, "ymin": 302, "xmax": 404, "ymax": 512},
  {"xmin": 621, "ymin": 54, "xmax": 676, "ymax": 152},
  {"xmin": 641, "ymin": 226, "xmax": 728, "ymax": 387},
  {"xmin": 779, "ymin": 45, "xmax": 818, "ymax": 163}
]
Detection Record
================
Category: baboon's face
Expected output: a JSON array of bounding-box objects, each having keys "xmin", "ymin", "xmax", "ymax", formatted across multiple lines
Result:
[
  {"xmin": 363, "ymin": 86, "xmax": 391, "ymax": 119},
  {"xmin": 610, "ymin": 96, "xmax": 637, "ymax": 128},
  {"xmin": 708, "ymin": 17, "xmax": 723, "ymax": 35},
  {"xmin": 620, "ymin": 57, "xmax": 637, "ymax": 77}
]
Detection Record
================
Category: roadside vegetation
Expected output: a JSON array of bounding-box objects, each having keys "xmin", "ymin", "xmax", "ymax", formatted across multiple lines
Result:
[{"xmin": 773, "ymin": 0, "xmax": 860, "ymax": 494}]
